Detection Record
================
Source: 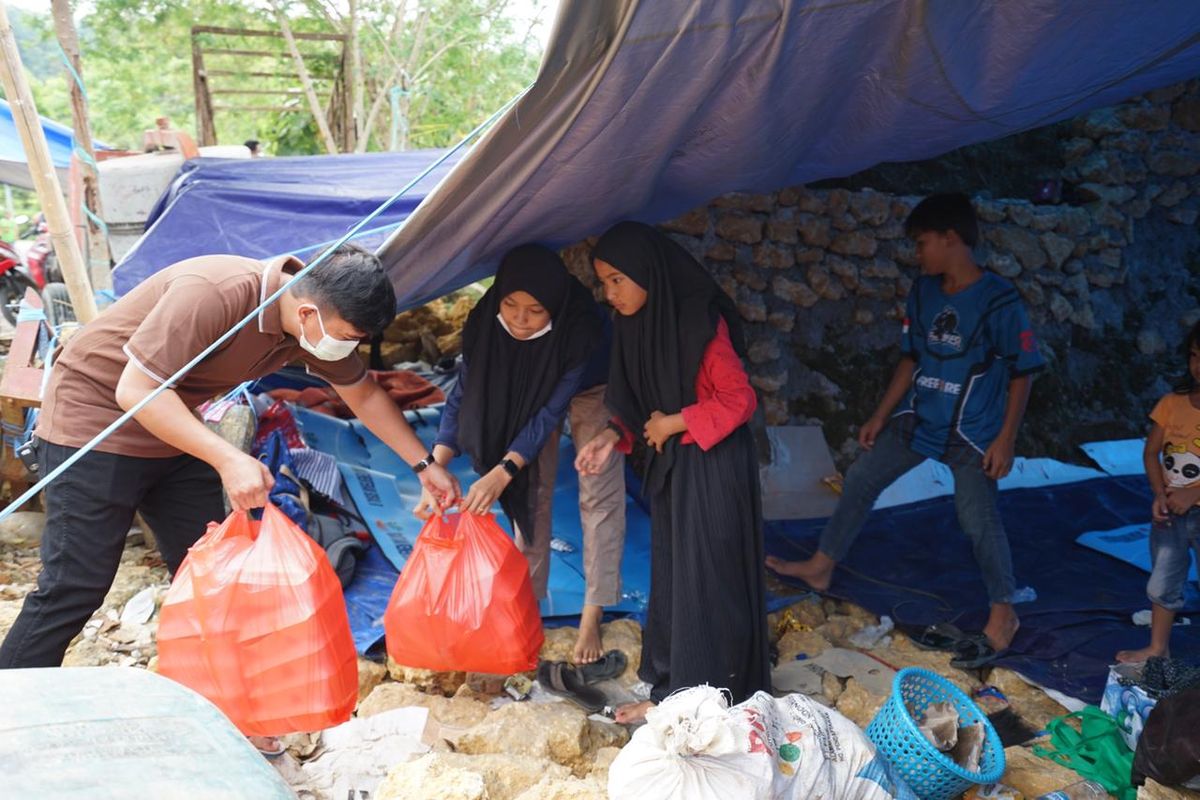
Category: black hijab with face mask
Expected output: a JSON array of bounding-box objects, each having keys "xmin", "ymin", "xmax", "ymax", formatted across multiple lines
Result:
[
  {"xmin": 458, "ymin": 244, "xmax": 603, "ymax": 541},
  {"xmin": 593, "ymin": 221, "xmax": 748, "ymax": 494}
]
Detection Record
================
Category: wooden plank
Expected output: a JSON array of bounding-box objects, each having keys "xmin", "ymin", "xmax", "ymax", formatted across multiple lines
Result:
[
  {"xmin": 212, "ymin": 105, "xmax": 304, "ymax": 112},
  {"xmin": 210, "ymin": 88, "xmax": 305, "ymax": 95},
  {"xmin": 0, "ymin": 288, "xmax": 46, "ymax": 407},
  {"xmin": 202, "ymin": 48, "xmax": 287, "ymax": 58},
  {"xmin": 206, "ymin": 69, "xmax": 311, "ymax": 79},
  {"xmin": 192, "ymin": 25, "xmax": 345, "ymax": 43},
  {"xmin": 192, "ymin": 37, "xmax": 217, "ymax": 146}
]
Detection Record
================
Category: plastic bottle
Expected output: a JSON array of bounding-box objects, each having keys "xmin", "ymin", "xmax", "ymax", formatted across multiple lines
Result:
[{"xmin": 1034, "ymin": 780, "xmax": 1109, "ymax": 800}]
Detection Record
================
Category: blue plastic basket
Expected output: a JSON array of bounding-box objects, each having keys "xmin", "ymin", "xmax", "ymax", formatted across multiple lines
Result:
[{"xmin": 866, "ymin": 667, "xmax": 1006, "ymax": 800}]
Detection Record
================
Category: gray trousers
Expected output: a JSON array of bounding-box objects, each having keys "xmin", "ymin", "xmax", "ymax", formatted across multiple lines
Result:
[{"xmin": 514, "ymin": 384, "xmax": 627, "ymax": 606}]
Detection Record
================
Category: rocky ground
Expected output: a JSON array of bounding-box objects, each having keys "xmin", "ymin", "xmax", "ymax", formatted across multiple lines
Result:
[{"xmin": 1, "ymin": 513, "xmax": 1196, "ymax": 800}]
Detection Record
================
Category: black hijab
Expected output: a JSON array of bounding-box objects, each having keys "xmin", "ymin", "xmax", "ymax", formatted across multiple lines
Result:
[
  {"xmin": 458, "ymin": 244, "xmax": 603, "ymax": 541},
  {"xmin": 594, "ymin": 221, "xmax": 747, "ymax": 494}
]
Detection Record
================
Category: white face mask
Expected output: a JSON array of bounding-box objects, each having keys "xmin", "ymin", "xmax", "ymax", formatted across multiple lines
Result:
[
  {"xmin": 297, "ymin": 305, "xmax": 360, "ymax": 361},
  {"xmin": 496, "ymin": 313, "xmax": 553, "ymax": 341}
]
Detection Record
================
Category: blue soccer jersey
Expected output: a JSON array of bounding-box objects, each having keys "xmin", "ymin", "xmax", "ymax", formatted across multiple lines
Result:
[{"xmin": 897, "ymin": 272, "xmax": 1045, "ymax": 459}]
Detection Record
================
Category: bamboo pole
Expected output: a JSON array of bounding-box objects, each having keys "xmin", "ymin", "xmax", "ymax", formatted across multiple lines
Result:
[
  {"xmin": 0, "ymin": 2, "xmax": 96, "ymax": 323},
  {"xmin": 51, "ymin": 0, "xmax": 112, "ymax": 291},
  {"xmin": 271, "ymin": 2, "xmax": 339, "ymax": 155}
]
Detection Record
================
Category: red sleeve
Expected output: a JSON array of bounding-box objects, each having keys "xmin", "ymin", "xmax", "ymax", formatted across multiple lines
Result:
[
  {"xmin": 612, "ymin": 416, "xmax": 636, "ymax": 455},
  {"xmin": 680, "ymin": 317, "xmax": 757, "ymax": 451}
]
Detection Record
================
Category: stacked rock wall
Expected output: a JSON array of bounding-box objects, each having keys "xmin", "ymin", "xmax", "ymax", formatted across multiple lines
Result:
[{"xmin": 564, "ymin": 78, "xmax": 1200, "ymax": 465}]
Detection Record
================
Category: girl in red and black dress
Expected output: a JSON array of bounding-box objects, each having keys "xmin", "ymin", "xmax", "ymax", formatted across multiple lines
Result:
[{"xmin": 575, "ymin": 221, "xmax": 770, "ymax": 722}]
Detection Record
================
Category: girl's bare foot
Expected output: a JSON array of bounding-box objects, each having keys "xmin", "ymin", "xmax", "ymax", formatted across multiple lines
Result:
[
  {"xmin": 247, "ymin": 735, "xmax": 284, "ymax": 756},
  {"xmin": 614, "ymin": 700, "xmax": 654, "ymax": 724},
  {"xmin": 1116, "ymin": 645, "xmax": 1169, "ymax": 664},
  {"xmin": 765, "ymin": 553, "xmax": 834, "ymax": 592},
  {"xmin": 573, "ymin": 604, "xmax": 605, "ymax": 664}
]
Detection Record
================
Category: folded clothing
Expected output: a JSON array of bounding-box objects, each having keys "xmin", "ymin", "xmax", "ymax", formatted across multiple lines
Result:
[{"xmin": 269, "ymin": 370, "xmax": 445, "ymax": 418}]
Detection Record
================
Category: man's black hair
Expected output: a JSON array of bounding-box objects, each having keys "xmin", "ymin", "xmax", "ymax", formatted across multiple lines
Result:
[
  {"xmin": 292, "ymin": 243, "xmax": 396, "ymax": 337},
  {"xmin": 905, "ymin": 193, "xmax": 979, "ymax": 248},
  {"xmin": 1173, "ymin": 319, "xmax": 1200, "ymax": 395}
]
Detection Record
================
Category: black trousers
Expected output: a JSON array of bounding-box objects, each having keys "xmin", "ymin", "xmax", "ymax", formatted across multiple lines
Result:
[{"xmin": 0, "ymin": 440, "xmax": 223, "ymax": 668}]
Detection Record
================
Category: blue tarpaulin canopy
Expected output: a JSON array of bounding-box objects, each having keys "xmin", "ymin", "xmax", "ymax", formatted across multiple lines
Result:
[
  {"xmin": 111, "ymin": 149, "xmax": 461, "ymax": 296},
  {"xmin": 0, "ymin": 97, "xmax": 89, "ymax": 191}
]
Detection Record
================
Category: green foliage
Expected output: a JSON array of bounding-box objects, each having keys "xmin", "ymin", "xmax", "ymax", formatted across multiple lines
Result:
[{"xmin": 15, "ymin": 0, "xmax": 543, "ymax": 154}]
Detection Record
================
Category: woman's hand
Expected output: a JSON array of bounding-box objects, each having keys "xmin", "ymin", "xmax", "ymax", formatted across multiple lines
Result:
[
  {"xmin": 644, "ymin": 411, "xmax": 685, "ymax": 453},
  {"xmin": 576, "ymin": 428, "xmax": 619, "ymax": 475},
  {"xmin": 462, "ymin": 467, "xmax": 512, "ymax": 515}
]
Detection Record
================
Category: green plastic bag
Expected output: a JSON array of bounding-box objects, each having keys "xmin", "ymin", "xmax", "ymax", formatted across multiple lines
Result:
[{"xmin": 1033, "ymin": 706, "xmax": 1135, "ymax": 800}]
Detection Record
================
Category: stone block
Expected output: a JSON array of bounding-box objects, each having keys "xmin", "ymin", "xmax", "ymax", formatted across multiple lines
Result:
[
  {"xmin": 715, "ymin": 212, "xmax": 764, "ymax": 244},
  {"xmin": 705, "ymin": 241, "xmax": 736, "ymax": 261},
  {"xmin": 765, "ymin": 218, "xmax": 799, "ymax": 244},
  {"xmin": 830, "ymin": 231, "xmax": 877, "ymax": 258},
  {"xmin": 658, "ymin": 208, "xmax": 709, "ymax": 237},
  {"xmin": 1039, "ymin": 232, "xmax": 1075, "ymax": 270},
  {"xmin": 772, "ymin": 275, "xmax": 819, "ymax": 308},
  {"xmin": 1147, "ymin": 149, "xmax": 1200, "ymax": 177},
  {"xmin": 987, "ymin": 225, "xmax": 1047, "ymax": 270},
  {"xmin": 796, "ymin": 213, "xmax": 832, "ymax": 247},
  {"xmin": 849, "ymin": 190, "xmax": 891, "ymax": 225},
  {"xmin": 1117, "ymin": 101, "xmax": 1171, "ymax": 131},
  {"xmin": 753, "ymin": 243, "xmax": 796, "ymax": 270}
]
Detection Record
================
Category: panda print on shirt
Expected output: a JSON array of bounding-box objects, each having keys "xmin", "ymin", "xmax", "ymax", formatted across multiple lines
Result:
[{"xmin": 1162, "ymin": 442, "xmax": 1200, "ymax": 488}]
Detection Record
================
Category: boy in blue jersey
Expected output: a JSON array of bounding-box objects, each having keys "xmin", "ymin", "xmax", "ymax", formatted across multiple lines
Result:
[{"xmin": 767, "ymin": 193, "xmax": 1045, "ymax": 667}]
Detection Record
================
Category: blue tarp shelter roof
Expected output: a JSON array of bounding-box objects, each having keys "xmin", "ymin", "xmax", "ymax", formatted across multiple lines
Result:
[
  {"xmin": 0, "ymin": 97, "xmax": 99, "ymax": 191},
  {"xmin": 111, "ymin": 149, "xmax": 460, "ymax": 296}
]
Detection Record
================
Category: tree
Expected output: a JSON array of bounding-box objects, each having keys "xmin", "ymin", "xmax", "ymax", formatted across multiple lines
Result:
[{"xmin": 17, "ymin": 0, "xmax": 543, "ymax": 154}]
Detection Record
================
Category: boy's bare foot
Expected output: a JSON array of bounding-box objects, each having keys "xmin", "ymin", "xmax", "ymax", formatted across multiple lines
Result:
[
  {"xmin": 614, "ymin": 700, "xmax": 654, "ymax": 724},
  {"xmin": 983, "ymin": 603, "xmax": 1019, "ymax": 651},
  {"xmin": 573, "ymin": 604, "xmax": 605, "ymax": 664},
  {"xmin": 1116, "ymin": 645, "xmax": 1169, "ymax": 664},
  {"xmin": 765, "ymin": 553, "xmax": 834, "ymax": 592}
]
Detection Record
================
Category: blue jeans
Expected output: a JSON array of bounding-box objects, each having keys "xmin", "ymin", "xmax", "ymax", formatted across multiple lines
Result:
[
  {"xmin": 1147, "ymin": 509, "xmax": 1200, "ymax": 611},
  {"xmin": 818, "ymin": 416, "xmax": 1017, "ymax": 604}
]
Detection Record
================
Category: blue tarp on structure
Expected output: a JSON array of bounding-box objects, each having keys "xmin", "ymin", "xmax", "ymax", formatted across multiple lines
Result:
[
  {"xmin": 111, "ymin": 149, "xmax": 461, "ymax": 296},
  {"xmin": 0, "ymin": 97, "xmax": 99, "ymax": 191}
]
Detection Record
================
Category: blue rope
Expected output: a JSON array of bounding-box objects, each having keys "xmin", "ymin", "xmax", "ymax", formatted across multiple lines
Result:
[{"xmin": 0, "ymin": 85, "xmax": 528, "ymax": 523}]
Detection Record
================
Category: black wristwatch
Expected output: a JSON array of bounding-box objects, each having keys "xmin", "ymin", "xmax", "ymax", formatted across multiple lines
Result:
[
  {"xmin": 499, "ymin": 458, "xmax": 521, "ymax": 478},
  {"xmin": 412, "ymin": 453, "xmax": 436, "ymax": 474}
]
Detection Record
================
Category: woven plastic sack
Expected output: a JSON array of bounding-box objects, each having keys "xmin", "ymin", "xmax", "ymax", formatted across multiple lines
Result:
[
  {"xmin": 157, "ymin": 505, "xmax": 358, "ymax": 736},
  {"xmin": 384, "ymin": 512, "xmax": 543, "ymax": 674}
]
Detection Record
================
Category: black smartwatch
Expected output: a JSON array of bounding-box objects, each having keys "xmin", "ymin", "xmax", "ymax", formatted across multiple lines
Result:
[
  {"xmin": 499, "ymin": 458, "xmax": 521, "ymax": 478},
  {"xmin": 412, "ymin": 453, "xmax": 436, "ymax": 474}
]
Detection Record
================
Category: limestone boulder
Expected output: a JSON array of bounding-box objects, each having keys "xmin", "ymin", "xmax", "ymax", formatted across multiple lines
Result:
[
  {"xmin": 376, "ymin": 753, "xmax": 569, "ymax": 800},
  {"xmin": 358, "ymin": 682, "xmax": 490, "ymax": 729},
  {"xmin": 386, "ymin": 659, "xmax": 468, "ymax": 696},
  {"xmin": 454, "ymin": 700, "xmax": 629, "ymax": 776}
]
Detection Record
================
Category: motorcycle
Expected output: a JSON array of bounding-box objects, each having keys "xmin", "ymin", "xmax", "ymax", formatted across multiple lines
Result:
[
  {"xmin": 21, "ymin": 214, "xmax": 59, "ymax": 287},
  {"xmin": 0, "ymin": 236, "xmax": 41, "ymax": 327}
]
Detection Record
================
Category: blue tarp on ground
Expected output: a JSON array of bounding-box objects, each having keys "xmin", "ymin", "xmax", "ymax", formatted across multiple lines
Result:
[
  {"xmin": 110, "ymin": 149, "xmax": 461, "ymax": 296},
  {"xmin": 764, "ymin": 475, "xmax": 1200, "ymax": 704}
]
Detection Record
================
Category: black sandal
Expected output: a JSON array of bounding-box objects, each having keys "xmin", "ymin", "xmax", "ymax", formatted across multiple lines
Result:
[
  {"xmin": 577, "ymin": 650, "xmax": 628, "ymax": 684},
  {"xmin": 536, "ymin": 661, "xmax": 607, "ymax": 714},
  {"xmin": 911, "ymin": 622, "xmax": 968, "ymax": 652},
  {"xmin": 950, "ymin": 634, "xmax": 1004, "ymax": 669}
]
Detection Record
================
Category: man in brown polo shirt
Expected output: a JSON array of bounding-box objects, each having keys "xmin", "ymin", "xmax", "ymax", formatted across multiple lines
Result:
[{"xmin": 0, "ymin": 244, "xmax": 459, "ymax": 670}]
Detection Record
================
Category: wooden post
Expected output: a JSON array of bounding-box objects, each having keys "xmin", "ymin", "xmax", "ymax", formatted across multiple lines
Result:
[
  {"xmin": 191, "ymin": 29, "xmax": 217, "ymax": 146},
  {"xmin": 50, "ymin": 0, "xmax": 112, "ymax": 291},
  {"xmin": 0, "ymin": 2, "xmax": 96, "ymax": 324},
  {"xmin": 271, "ymin": 3, "xmax": 339, "ymax": 155}
]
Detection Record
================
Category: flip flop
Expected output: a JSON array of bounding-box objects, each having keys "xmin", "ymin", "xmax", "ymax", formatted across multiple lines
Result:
[
  {"xmin": 577, "ymin": 650, "xmax": 628, "ymax": 685},
  {"xmin": 536, "ymin": 661, "xmax": 607, "ymax": 714},
  {"xmin": 249, "ymin": 736, "xmax": 286, "ymax": 758},
  {"xmin": 950, "ymin": 634, "xmax": 1004, "ymax": 669},
  {"xmin": 911, "ymin": 622, "xmax": 968, "ymax": 652}
]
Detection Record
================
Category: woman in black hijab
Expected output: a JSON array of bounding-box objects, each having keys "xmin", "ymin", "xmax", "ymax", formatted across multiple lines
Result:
[
  {"xmin": 575, "ymin": 221, "xmax": 770, "ymax": 721},
  {"xmin": 420, "ymin": 244, "xmax": 628, "ymax": 663}
]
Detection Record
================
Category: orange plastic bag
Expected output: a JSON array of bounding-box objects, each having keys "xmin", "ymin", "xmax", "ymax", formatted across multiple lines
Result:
[
  {"xmin": 157, "ymin": 504, "xmax": 357, "ymax": 736},
  {"xmin": 385, "ymin": 512, "xmax": 544, "ymax": 674}
]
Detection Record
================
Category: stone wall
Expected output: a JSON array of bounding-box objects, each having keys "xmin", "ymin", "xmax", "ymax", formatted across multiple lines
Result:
[{"xmin": 564, "ymin": 78, "xmax": 1200, "ymax": 466}]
